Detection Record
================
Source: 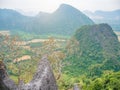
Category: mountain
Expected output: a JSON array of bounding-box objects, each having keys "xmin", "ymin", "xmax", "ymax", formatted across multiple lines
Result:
[
  {"xmin": 0, "ymin": 4, "xmax": 94, "ymax": 36},
  {"xmin": 75, "ymin": 24, "xmax": 119, "ymax": 56},
  {"xmin": 0, "ymin": 9, "xmax": 31, "ymax": 30},
  {"xmin": 65, "ymin": 23, "xmax": 120, "ymax": 76},
  {"xmin": 83, "ymin": 10, "xmax": 120, "ymax": 31},
  {"xmin": 16, "ymin": 9, "xmax": 38, "ymax": 16}
]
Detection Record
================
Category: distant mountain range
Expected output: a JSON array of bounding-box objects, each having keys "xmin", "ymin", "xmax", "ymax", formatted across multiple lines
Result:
[
  {"xmin": 84, "ymin": 10, "xmax": 120, "ymax": 31},
  {"xmin": 0, "ymin": 4, "xmax": 94, "ymax": 36}
]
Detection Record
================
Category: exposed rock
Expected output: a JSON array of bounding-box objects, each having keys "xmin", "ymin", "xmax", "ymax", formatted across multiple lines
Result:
[
  {"xmin": 0, "ymin": 79, "xmax": 9, "ymax": 90},
  {"xmin": 3, "ymin": 77, "xmax": 17, "ymax": 90},
  {"xmin": 21, "ymin": 56, "xmax": 58, "ymax": 90},
  {"xmin": 73, "ymin": 83, "xmax": 80, "ymax": 90},
  {"xmin": 0, "ymin": 56, "xmax": 58, "ymax": 90},
  {"xmin": 0, "ymin": 61, "xmax": 17, "ymax": 90}
]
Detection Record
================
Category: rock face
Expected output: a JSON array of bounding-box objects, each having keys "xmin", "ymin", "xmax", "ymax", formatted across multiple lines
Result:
[
  {"xmin": 73, "ymin": 84, "xmax": 80, "ymax": 90},
  {"xmin": 21, "ymin": 56, "xmax": 58, "ymax": 90},
  {"xmin": 0, "ymin": 61, "xmax": 17, "ymax": 90},
  {"xmin": 0, "ymin": 60, "xmax": 9, "ymax": 90},
  {"xmin": 0, "ymin": 56, "xmax": 58, "ymax": 90}
]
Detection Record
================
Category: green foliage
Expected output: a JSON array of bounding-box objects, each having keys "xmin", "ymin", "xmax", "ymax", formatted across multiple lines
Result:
[
  {"xmin": 8, "ymin": 59, "xmax": 37, "ymax": 83},
  {"xmin": 57, "ymin": 74, "xmax": 82, "ymax": 90},
  {"xmin": 84, "ymin": 71, "xmax": 120, "ymax": 90},
  {"xmin": 64, "ymin": 24, "xmax": 120, "ymax": 78}
]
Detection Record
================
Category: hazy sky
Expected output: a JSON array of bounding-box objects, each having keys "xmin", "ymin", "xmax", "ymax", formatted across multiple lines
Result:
[{"xmin": 0, "ymin": 0, "xmax": 120, "ymax": 13}]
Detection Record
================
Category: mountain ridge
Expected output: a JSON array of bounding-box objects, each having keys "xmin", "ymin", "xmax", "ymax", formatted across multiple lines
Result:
[{"xmin": 0, "ymin": 4, "xmax": 94, "ymax": 36}]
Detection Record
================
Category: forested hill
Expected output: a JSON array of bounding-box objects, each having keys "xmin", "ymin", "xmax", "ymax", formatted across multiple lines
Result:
[
  {"xmin": 0, "ymin": 9, "xmax": 31, "ymax": 30},
  {"xmin": 65, "ymin": 23, "xmax": 120, "ymax": 77},
  {"xmin": 0, "ymin": 4, "xmax": 94, "ymax": 36},
  {"xmin": 75, "ymin": 23, "xmax": 119, "ymax": 56}
]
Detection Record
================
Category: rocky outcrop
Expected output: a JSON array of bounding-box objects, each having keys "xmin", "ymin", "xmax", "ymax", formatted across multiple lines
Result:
[
  {"xmin": 0, "ymin": 61, "xmax": 17, "ymax": 90},
  {"xmin": 73, "ymin": 83, "xmax": 81, "ymax": 90},
  {"xmin": 20, "ymin": 56, "xmax": 58, "ymax": 90},
  {"xmin": 0, "ymin": 67, "xmax": 9, "ymax": 90},
  {"xmin": 0, "ymin": 56, "xmax": 58, "ymax": 90}
]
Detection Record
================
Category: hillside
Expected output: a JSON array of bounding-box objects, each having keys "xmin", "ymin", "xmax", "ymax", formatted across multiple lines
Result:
[
  {"xmin": 0, "ymin": 9, "xmax": 31, "ymax": 30},
  {"xmin": 65, "ymin": 23, "xmax": 120, "ymax": 77},
  {"xmin": 0, "ymin": 4, "xmax": 94, "ymax": 36}
]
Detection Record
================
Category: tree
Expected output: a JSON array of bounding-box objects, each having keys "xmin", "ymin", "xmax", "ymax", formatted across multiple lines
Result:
[
  {"xmin": 32, "ymin": 37, "xmax": 66, "ymax": 80},
  {"xmin": 0, "ymin": 34, "xmax": 28, "ymax": 83},
  {"xmin": 66, "ymin": 37, "xmax": 80, "ymax": 56},
  {"xmin": 48, "ymin": 51, "xmax": 65, "ymax": 80},
  {"xmin": 84, "ymin": 71, "xmax": 120, "ymax": 90},
  {"xmin": 0, "ymin": 34, "xmax": 22, "ymax": 62}
]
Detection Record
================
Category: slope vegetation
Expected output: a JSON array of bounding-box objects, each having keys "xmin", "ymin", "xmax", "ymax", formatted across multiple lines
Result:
[{"xmin": 65, "ymin": 23, "xmax": 120, "ymax": 77}]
